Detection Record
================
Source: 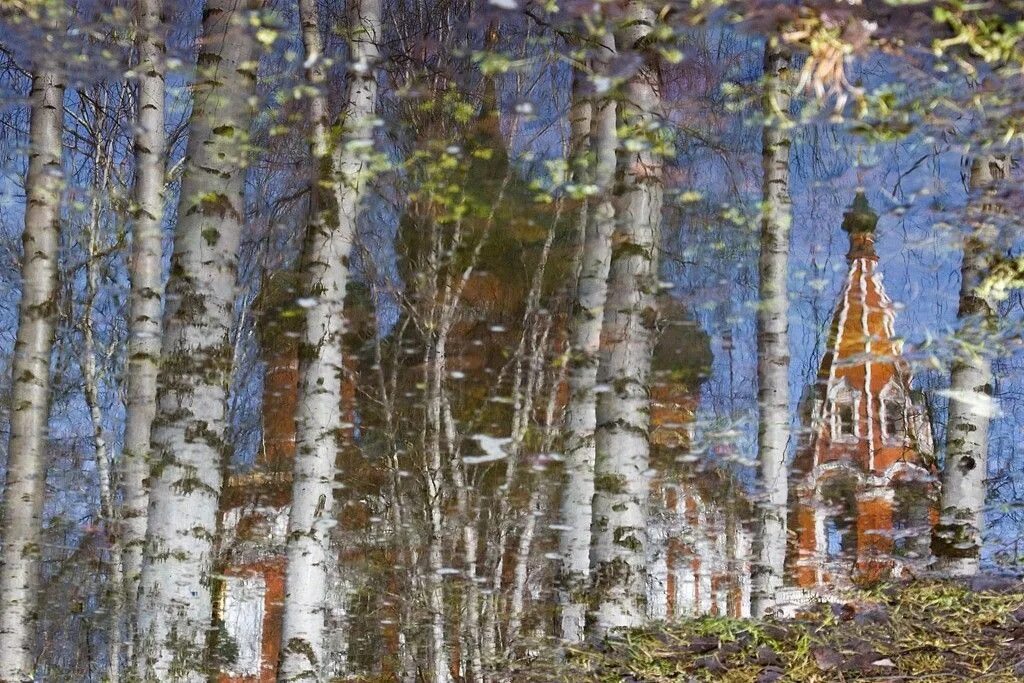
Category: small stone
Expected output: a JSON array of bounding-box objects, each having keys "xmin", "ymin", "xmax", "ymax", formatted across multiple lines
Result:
[{"xmin": 756, "ymin": 665, "xmax": 785, "ymax": 683}]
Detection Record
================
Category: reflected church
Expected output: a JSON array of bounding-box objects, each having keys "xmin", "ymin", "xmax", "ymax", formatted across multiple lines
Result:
[
  {"xmin": 788, "ymin": 192, "xmax": 937, "ymax": 595},
  {"xmin": 646, "ymin": 192, "xmax": 939, "ymax": 619},
  {"xmin": 211, "ymin": 191, "xmax": 942, "ymax": 681}
]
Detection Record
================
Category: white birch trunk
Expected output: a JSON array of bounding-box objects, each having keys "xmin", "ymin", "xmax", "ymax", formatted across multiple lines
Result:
[
  {"xmin": 84, "ymin": 334, "xmax": 125, "ymax": 683},
  {"xmin": 81, "ymin": 126, "xmax": 125, "ymax": 682},
  {"xmin": 557, "ymin": 36, "xmax": 617, "ymax": 644},
  {"xmin": 279, "ymin": 0, "xmax": 380, "ymax": 676},
  {"xmin": 83, "ymin": 305, "xmax": 125, "ymax": 683},
  {"xmin": 424, "ymin": 335, "xmax": 451, "ymax": 683},
  {"xmin": 507, "ymin": 488, "xmax": 540, "ymax": 646},
  {"xmin": 587, "ymin": 1, "xmax": 663, "ymax": 640},
  {"xmin": 0, "ymin": 41, "xmax": 66, "ymax": 683},
  {"xmin": 935, "ymin": 155, "xmax": 1005, "ymax": 576},
  {"xmin": 121, "ymin": 0, "xmax": 167, "ymax": 623},
  {"xmin": 445, "ymin": 398, "xmax": 483, "ymax": 683},
  {"xmin": 501, "ymin": 316, "xmax": 551, "ymax": 647},
  {"xmin": 134, "ymin": 2, "xmax": 260, "ymax": 678},
  {"xmin": 752, "ymin": 40, "xmax": 793, "ymax": 617}
]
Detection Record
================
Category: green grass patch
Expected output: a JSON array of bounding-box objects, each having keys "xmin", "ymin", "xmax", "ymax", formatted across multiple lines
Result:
[{"xmin": 519, "ymin": 580, "xmax": 1024, "ymax": 682}]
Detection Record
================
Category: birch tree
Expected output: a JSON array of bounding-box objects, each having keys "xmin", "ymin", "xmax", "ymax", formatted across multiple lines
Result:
[
  {"xmin": 934, "ymin": 153, "xmax": 1006, "ymax": 576},
  {"xmin": 133, "ymin": 1, "xmax": 261, "ymax": 677},
  {"xmin": 279, "ymin": 0, "xmax": 381, "ymax": 676},
  {"xmin": 446, "ymin": 397, "xmax": 483, "ymax": 682},
  {"xmin": 752, "ymin": 39, "xmax": 793, "ymax": 617},
  {"xmin": 0, "ymin": 17, "xmax": 66, "ymax": 681},
  {"xmin": 77, "ymin": 83, "xmax": 130, "ymax": 682},
  {"xmin": 557, "ymin": 34, "xmax": 617, "ymax": 644},
  {"xmin": 121, "ymin": 0, "xmax": 166, "ymax": 628},
  {"xmin": 587, "ymin": 0, "xmax": 664, "ymax": 639}
]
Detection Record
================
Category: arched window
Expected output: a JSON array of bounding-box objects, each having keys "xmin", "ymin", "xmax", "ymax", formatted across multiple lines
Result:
[
  {"xmin": 880, "ymin": 380, "xmax": 906, "ymax": 443},
  {"xmin": 829, "ymin": 379, "xmax": 859, "ymax": 441},
  {"xmin": 836, "ymin": 402, "xmax": 855, "ymax": 437}
]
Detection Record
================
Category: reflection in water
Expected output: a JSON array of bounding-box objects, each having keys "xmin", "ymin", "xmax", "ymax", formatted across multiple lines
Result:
[
  {"xmin": 648, "ymin": 472, "xmax": 752, "ymax": 620},
  {"xmin": 788, "ymin": 193, "xmax": 936, "ymax": 605},
  {"xmin": 7, "ymin": 3, "xmax": 1024, "ymax": 681},
  {"xmin": 210, "ymin": 193, "xmax": 945, "ymax": 678}
]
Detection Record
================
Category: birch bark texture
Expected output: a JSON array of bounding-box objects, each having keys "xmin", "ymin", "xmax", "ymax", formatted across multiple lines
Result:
[
  {"xmin": 934, "ymin": 154, "xmax": 1005, "ymax": 576},
  {"xmin": 557, "ymin": 35, "xmax": 617, "ymax": 644},
  {"xmin": 134, "ymin": 1, "xmax": 261, "ymax": 678},
  {"xmin": 278, "ymin": 0, "xmax": 381, "ymax": 677},
  {"xmin": 752, "ymin": 39, "xmax": 793, "ymax": 617},
  {"xmin": 587, "ymin": 0, "xmax": 664, "ymax": 640},
  {"xmin": 121, "ymin": 0, "xmax": 167, "ymax": 616},
  {"xmin": 0, "ymin": 31, "xmax": 66, "ymax": 683},
  {"xmin": 80, "ymin": 115, "xmax": 124, "ymax": 682}
]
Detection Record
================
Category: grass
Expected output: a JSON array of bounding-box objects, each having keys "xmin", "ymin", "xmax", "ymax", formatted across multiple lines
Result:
[{"xmin": 521, "ymin": 581, "xmax": 1024, "ymax": 682}]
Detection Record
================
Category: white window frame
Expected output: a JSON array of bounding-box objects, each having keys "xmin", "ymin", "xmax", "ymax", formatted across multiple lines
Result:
[
  {"xmin": 829, "ymin": 379, "xmax": 860, "ymax": 442},
  {"xmin": 880, "ymin": 380, "xmax": 907, "ymax": 444}
]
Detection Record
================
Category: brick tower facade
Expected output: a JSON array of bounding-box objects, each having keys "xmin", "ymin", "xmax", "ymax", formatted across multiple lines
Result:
[{"xmin": 789, "ymin": 193, "xmax": 936, "ymax": 592}]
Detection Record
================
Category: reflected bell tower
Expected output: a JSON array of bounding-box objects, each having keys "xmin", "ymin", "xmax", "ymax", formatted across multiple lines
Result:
[{"xmin": 789, "ymin": 192, "xmax": 936, "ymax": 592}]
